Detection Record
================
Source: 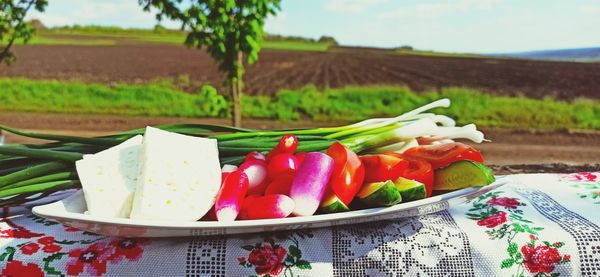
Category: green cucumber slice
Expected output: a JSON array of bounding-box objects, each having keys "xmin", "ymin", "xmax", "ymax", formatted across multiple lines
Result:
[
  {"xmin": 393, "ymin": 177, "xmax": 427, "ymax": 202},
  {"xmin": 434, "ymin": 160, "xmax": 495, "ymax": 190},
  {"xmin": 357, "ymin": 180, "xmax": 402, "ymax": 207},
  {"xmin": 320, "ymin": 193, "xmax": 350, "ymax": 213}
]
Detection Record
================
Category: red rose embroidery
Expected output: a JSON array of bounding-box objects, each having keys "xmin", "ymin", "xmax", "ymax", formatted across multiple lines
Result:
[
  {"xmin": 521, "ymin": 245, "xmax": 563, "ymax": 274},
  {"xmin": 248, "ymin": 244, "xmax": 287, "ymax": 275},
  {"xmin": 36, "ymin": 236, "xmax": 62, "ymax": 253},
  {"xmin": 1, "ymin": 261, "xmax": 44, "ymax": 277},
  {"xmin": 487, "ymin": 197, "xmax": 520, "ymax": 209},
  {"xmin": 64, "ymin": 226, "xmax": 81, "ymax": 232},
  {"xmin": 38, "ymin": 236, "xmax": 55, "ymax": 245},
  {"xmin": 108, "ymin": 238, "xmax": 148, "ymax": 263},
  {"xmin": 0, "ymin": 226, "xmax": 43, "ymax": 239},
  {"xmin": 20, "ymin": 242, "xmax": 40, "ymax": 255},
  {"xmin": 42, "ymin": 243, "xmax": 62, "ymax": 253},
  {"xmin": 477, "ymin": 211, "xmax": 507, "ymax": 228},
  {"xmin": 66, "ymin": 242, "xmax": 112, "ymax": 276},
  {"xmin": 562, "ymin": 172, "xmax": 598, "ymax": 182}
]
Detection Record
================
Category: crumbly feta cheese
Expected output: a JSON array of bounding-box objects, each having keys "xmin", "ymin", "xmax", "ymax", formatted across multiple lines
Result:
[
  {"xmin": 75, "ymin": 135, "xmax": 143, "ymax": 218},
  {"xmin": 129, "ymin": 127, "xmax": 221, "ymax": 221}
]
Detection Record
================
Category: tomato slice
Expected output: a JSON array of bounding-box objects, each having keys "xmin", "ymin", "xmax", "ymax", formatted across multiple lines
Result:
[
  {"xmin": 326, "ymin": 142, "xmax": 365, "ymax": 206},
  {"xmin": 403, "ymin": 142, "xmax": 483, "ymax": 169},
  {"xmin": 359, "ymin": 154, "xmax": 408, "ymax": 184}
]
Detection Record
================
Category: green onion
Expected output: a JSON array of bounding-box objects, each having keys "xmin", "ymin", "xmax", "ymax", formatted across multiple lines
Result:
[{"xmin": 0, "ymin": 98, "xmax": 487, "ymax": 206}]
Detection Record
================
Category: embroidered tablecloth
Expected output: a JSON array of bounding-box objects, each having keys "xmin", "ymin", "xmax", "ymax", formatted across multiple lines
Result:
[{"xmin": 1, "ymin": 172, "xmax": 599, "ymax": 277}]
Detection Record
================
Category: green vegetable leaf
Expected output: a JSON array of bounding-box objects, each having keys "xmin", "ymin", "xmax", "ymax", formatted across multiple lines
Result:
[{"xmin": 241, "ymin": 245, "xmax": 254, "ymax": 251}]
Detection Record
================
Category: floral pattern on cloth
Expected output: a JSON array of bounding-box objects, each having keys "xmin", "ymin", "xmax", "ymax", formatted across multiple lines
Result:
[
  {"xmin": 559, "ymin": 172, "xmax": 600, "ymax": 204},
  {"xmin": 0, "ymin": 208, "xmax": 150, "ymax": 277},
  {"xmin": 466, "ymin": 192, "xmax": 570, "ymax": 276},
  {"xmin": 238, "ymin": 231, "xmax": 313, "ymax": 277}
]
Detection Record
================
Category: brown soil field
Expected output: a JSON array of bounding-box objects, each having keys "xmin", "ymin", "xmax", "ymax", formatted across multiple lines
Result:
[
  {"xmin": 1, "ymin": 112, "xmax": 599, "ymax": 175},
  {"xmin": 2, "ymin": 45, "xmax": 600, "ymax": 100}
]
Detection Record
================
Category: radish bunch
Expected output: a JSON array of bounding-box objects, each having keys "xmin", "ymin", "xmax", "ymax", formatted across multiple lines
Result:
[{"xmin": 211, "ymin": 135, "xmax": 334, "ymax": 221}]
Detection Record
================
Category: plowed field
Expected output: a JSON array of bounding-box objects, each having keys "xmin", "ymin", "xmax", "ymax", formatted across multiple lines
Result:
[{"xmin": 2, "ymin": 45, "xmax": 600, "ymax": 100}]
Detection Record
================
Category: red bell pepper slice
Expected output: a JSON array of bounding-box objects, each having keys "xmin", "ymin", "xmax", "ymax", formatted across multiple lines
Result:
[
  {"xmin": 360, "ymin": 154, "xmax": 409, "ymax": 184},
  {"xmin": 403, "ymin": 142, "xmax": 484, "ymax": 169},
  {"xmin": 325, "ymin": 142, "xmax": 365, "ymax": 206}
]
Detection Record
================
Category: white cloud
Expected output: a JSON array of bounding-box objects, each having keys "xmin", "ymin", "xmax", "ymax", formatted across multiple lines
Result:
[
  {"xmin": 326, "ymin": 0, "xmax": 388, "ymax": 13},
  {"xmin": 26, "ymin": 11, "xmax": 73, "ymax": 26},
  {"xmin": 25, "ymin": 0, "xmax": 180, "ymax": 29},
  {"xmin": 418, "ymin": 0, "xmax": 501, "ymax": 16},
  {"xmin": 265, "ymin": 12, "xmax": 288, "ymax": 34},
  {"xmin": 577, "ymin": 4, "xmax": 600, "ymax": 15}
]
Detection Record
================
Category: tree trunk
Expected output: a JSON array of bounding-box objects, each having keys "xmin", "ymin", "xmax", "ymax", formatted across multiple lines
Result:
[{"xmin": 231, "ymin": 51, "xmax": 243, "ymax": 127}]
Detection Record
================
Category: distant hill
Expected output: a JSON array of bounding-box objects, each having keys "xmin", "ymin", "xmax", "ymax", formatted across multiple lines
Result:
[{"xmin": 503, "ymin": 47, "xmax": 600, "ymax": 62}]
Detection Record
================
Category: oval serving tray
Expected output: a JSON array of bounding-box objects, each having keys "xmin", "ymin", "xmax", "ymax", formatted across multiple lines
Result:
[{"xmin": 32, "ymin": 177, "xmax": 506, "ymax": 237}]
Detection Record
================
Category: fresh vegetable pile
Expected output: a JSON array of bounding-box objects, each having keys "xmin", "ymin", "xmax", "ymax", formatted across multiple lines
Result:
[{"xmin": 0, "ymin": 99, "xmax": 495, "ymax": 221}]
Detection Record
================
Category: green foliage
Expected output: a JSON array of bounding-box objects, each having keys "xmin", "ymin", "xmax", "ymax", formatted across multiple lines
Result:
[
  {"xmin": 0, "ymin": 78, "xmax": 599, "ymax": 130},
  {"xmin": 140, "ymin": 0, "xmax": 281, "ymax": 82},
  {"xmin": 0, "ymin": 0, "xmax": 48, "ymax": 64}
]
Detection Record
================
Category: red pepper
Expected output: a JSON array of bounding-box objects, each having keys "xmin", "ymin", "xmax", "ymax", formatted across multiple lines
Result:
[
  {"xmin": 325, "ymin": 142, "xmax": 365, "ymax": 206},
  {"xmin": 266, "ymin": 134, "xmax": 298, "ymax": 162},
  {"xmin": 385, "ymin": 152, "xmax": 434, "ymax": 197},
  {"xmin": 360, "ymin": 154, "xmax": 409, "ymax": 183},
  {"xmin": 403, "ymin": 142, "xmax": 484, "ymax": 169},
  {"xmin": 214, "ymin": 171, "xmax": 249, "ymax": 221}
]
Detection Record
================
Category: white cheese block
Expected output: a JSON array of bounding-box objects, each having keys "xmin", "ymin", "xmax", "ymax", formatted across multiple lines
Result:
[
  {"xmin": 129, "ymin": 127, "xmax": 221, "ymax": 221},
  {"xmin": 75, "ymin": 135, "xmax": 143, "ymax": 218}
]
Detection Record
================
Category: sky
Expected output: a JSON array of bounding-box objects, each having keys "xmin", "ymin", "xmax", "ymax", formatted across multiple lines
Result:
[{"xmin": 26, "ymin": 0, "xmax": 600, "ymax": 53}]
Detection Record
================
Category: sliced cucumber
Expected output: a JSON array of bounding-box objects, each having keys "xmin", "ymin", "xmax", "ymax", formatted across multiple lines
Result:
[
  {"xmin": 393, "ymin": 177, "xmax": 427, "ymax": 202},
  {"xmin": 357, "ymin": 180, "xmax": 402, "ymax": 207},
  {"xmin": 434, "ymin": 160, "xmax": 495, "ymax": 190},
  {"xmin": 320, "ymin": 192, "xmax": 350, "ymax": 213}
]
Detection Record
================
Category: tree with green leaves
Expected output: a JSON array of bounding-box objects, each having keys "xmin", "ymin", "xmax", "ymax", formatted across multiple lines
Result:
[
  {"xmin": 139, "ymin": 0, "xmax": 281, "ymax": 127},
  {"xmin": 0, "ymin": 0, "xmax": 48, "ymax": 65}
]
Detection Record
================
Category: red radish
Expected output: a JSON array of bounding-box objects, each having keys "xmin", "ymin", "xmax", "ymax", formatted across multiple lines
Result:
[
  {"xmin": 221, "ymin": 164, "xmax": 238, "ymax": 181},
  {"xmin": 239, "ymin": 160, "xmax": 268, "ymax": 195},
  {"xmin": 221, "ymin": 164, "xmax": 238, "ymax": 173},
  {"xmin": 245, "ymin": 151, "xmax": 266, "ymax": 162},
  {"xmin": 266, "ymin": 134, "xmax": 298, "ymax": 162},
  {"xmin": 238, "ymin": 195, "xmax": 258, "ymax": 220},
  {"xmin": 264, "ymin": 175, "xmax": 295, "ymax": 195},
  {"xmin": 267, "ymin": 153, "xmax": 298, "ymax": 179},
  {"xmin": 289, "ymin": 152, "xmax": 334, "ymax": 216},
  {"xmin": 214, "ymin": 171, "xmax": 249, "ymax": 221},
  {"xmin": 242, "ymin": 194, "xmax": 295, "ymax": 220},
  {"xmin": 200, "ymin": 206, "xmax": 217, "ymax": 221},
  {"xmin": 295, "ymin": 152, "xmax": 307, "ymax": 165}
]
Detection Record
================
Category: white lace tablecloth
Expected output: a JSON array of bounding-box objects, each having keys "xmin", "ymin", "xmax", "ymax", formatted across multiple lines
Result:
[{"xmin": 1, "ymin": 172, "xmax": 599, "ymax": 276}]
